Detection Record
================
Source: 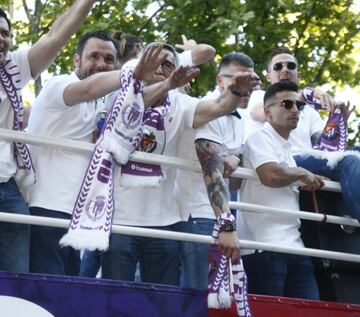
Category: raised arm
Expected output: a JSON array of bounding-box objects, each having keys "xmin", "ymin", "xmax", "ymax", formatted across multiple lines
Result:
[
  {"xmin": 193, "ymin": 71, "xmax": 260, "ymax": 128},
  {"xmin": 195, "ymin": 138, "xmax": 240, "ymax": 261},
  {"xmin": 143, "ymin": 65, "xmax": 200, "ymax": 107},
  {"xmin": 175, "ymin": 35, "xmax": 216, "ymax": 66},
  {"xmin": 28, "ymin": 0, "xmax": 98, "ymax": 79},
  {"xmin": 64, "ymin": 44, "xmax": 165, "ymax": 106}
]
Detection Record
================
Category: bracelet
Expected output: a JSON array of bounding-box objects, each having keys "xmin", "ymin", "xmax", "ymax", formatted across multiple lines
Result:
[{"xmin": 217, "ymin": 212, "xmax": 236, "ymax": 226}]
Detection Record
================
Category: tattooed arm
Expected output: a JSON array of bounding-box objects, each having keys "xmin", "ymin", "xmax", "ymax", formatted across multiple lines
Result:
[{"xmin": 195, "ymin": 138, "xmax": 240, "ymax": 261}]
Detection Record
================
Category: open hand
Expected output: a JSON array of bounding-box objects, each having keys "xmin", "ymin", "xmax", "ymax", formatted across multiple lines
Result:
[
  {"xmin": 133, "ymin": 43, "xmax": 166, "ymax": 82},
  {"xmin": 228, "ymin": 71, "xmax": 261, "ymax": 97},
  {"xmin": 175, "ymin": 35, "xmax": 197, "ymax": 51},
  {"xmin": 167, "ymin": 65, "xmax": 200, "ymax": 90}
]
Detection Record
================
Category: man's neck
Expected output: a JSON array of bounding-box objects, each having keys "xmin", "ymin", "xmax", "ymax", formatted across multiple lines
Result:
[{"xmin": 270, "ymin": 123, "xmax": 291, "ymax": 140}]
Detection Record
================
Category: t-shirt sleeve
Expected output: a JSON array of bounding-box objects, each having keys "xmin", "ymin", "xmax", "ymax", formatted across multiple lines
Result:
[
  {"xmin": 195, "ymin": 117, "xmax": 223, "ymax": 144},
  {"xmin": 176, "ymin": 92, "xmax": 198, "ymax": 130},
  {"xmin": 13, "ymin": 47, "xmax": 33, "ymax": 89},
  {"xmin": 243, "ymin": 131, "xmax": 279, "ymax": 170},
  {"xmin": 41, "ymin": 74, "xmax": 77, "ymax": 112},
  {"xmin": 178, "ymin": 50, "xmax": 193, "ymax": 67}
]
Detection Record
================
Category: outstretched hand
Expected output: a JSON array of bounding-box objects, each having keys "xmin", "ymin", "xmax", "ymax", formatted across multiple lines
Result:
[
  {"xmin": 228, "ymin": 71, "xmax": 261, "ymax": 97},
  {"xmin": 133, "ymin": 44, "xmax": 166, "ymax": 82},
  {"xmin": 167, "ymin": 65, "xmax": 200, "ymax": 90}
]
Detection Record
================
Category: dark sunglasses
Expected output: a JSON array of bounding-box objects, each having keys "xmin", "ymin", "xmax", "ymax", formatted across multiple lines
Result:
[
  {"xmin": 268, "ymin": 99, "xmax": 305, "ymax": 111},
  {"xmin": 272, "ymin": 62, "xmax": 297, "ymax": 71}
]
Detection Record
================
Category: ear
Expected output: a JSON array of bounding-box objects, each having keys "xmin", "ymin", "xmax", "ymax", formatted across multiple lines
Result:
[
  {"xmin": 264, "ymin": 106, "xmax": 272, "ymax": 122},
  {"xmin": 265, "ymin": 71, "xmax": 271, "ymax": 83},
  {"xmin": 297, "ymin": 71, "xmax": 301, "ymax": 80},
  {"xmin": 216, "ymin": 73, "xmax": 224, "ymax": 91},
  {"xmin": 73, "ymin": 53, "xmax": 80, "ymax": 69}
]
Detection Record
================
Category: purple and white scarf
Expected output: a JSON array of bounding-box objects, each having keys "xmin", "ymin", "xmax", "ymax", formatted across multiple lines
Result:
[
  {"xmin": 120, "ymin": 97, "xmax": 171, "ymax": 187},
  {"xmin": 60, "ymin": 67, "xmax": 145, "ymax": 251},
  {"xmin": 0, "ymin": 57, "xmax": 35, "ymax": 188},
  {"xmin": 315, "ymin": 107, "xmax": 347, "ymax": 152},
  {"xmin": 302, "ymin": 87, "xmax": 347, "ymax": 151},
  {"xmin": 208, "ymin": 213, "xmax": 252, "ymax": 317}
]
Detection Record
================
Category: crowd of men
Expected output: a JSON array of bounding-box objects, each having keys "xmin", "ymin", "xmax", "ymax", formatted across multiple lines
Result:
[{"xmin": 0, "ymin": 0, "xmax": 360, "ymax": 301}]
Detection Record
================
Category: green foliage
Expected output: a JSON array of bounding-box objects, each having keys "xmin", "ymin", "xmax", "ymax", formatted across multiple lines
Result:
[{"xmin": 9, "ymin": 0, "xmax": 360, "ymax": 146}]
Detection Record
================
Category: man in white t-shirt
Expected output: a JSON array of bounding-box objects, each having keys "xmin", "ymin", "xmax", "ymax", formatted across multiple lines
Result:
[
  {"xmin": 0, "ymin": 1, "xmax": 101, "ymax": 273},
  {"xmin": 248, "ymin": 47, "xmax": 360, "ymax": 219},
  {"xmin": 26, "ymin": 31, "xmax": 165, "ymax": 275},
  {"xmin": 101, "ymin": 43, "xmax": 260, "ymax": 285},
  {"xmin": 241, "ymin": 80, "xmax": 325, "ymax": 299},
  {"xmin": 173, "ymin": 52, "xmax": 257, "ymax": 288}
]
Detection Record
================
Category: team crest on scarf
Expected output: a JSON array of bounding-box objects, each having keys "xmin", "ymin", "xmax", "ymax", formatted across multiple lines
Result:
[{"xmin": 85, "ymin": 195, "xmax": 107, "ymax": 222}]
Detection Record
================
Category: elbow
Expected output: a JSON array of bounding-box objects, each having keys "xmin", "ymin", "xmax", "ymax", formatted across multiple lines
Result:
[
  {"xmin": 258, "ymin": 172, "xmax": 277, "ymax": 187},
  {"xmin": 193, "ymin": 45, "xmax": 216, "ymax": 65}
]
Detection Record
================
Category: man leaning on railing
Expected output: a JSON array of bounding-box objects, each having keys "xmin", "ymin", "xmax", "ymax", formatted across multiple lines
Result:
[{"xmin": 0, "ymin": 0, "xmax": 102, "ymax": 274}]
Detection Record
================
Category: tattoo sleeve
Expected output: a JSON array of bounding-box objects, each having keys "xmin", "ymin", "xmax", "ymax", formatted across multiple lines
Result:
[{"xmin": 195, "ymin": 138, "xmax": 230, "ymax": 217}]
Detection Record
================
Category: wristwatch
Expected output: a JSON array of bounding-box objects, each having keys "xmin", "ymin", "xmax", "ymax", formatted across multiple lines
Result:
[{"xmin": 219, "ymin": 223, "xmax": 236, "ymax": 233}]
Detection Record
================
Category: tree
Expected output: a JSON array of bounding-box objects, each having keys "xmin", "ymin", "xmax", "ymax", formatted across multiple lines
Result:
[{"xmin": 8, "ymin": 0, "xmax": 360, "ymax": 146}]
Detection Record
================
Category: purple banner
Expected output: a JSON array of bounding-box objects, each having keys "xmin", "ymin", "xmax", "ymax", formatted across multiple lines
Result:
[{"xmin": 0, "ymin": 271, "xmax": 207, "ymax": 317}]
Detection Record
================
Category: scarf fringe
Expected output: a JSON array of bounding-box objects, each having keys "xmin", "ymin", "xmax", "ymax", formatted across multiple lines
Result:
[
  {"xmin": 60, "ymin": 231, "xmax": 109, "ymax": 251},
  {"xmin": 298, "ymin": 148, "xmax": 360, "ymax": 169}
]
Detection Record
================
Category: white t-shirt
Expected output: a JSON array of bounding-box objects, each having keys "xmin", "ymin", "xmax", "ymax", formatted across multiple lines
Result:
[
  {"xmin": 174, "ymin": 89, "xmax": 246, "ymax": 221},
  {"xmin": 112, "ymin": 90, "xmax": 198, "ymax": 226},
  {"xmin": 0, "ymin": 48, "xmax": 32, "ymax": 182},
  {"xmin": 240, "ymin": 123, "xmax": 304, "ymax": 248},
  {"xmin": 245, "ymin": 90, "xmax": 326, "ymax": 152},
  {"xmin": 27, "ymin": 72, "xmax": 99, "ymax": 214}
]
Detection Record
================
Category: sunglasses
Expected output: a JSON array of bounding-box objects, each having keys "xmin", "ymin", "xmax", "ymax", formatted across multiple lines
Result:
[
  {"xmin": 268, "ymin": 99, "xmax": 305, "ymax": 111},
  {"xmin": 272, "ymin": 62, "xmax": 297, "ymax": 71}
]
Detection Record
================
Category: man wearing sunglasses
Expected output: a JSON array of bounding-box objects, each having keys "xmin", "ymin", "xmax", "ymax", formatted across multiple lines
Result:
[
  {"xmin": 240, "ymin": 80, "xmax": 325, "ymax": 300},
  {"xmin": 249, "ymin": 47, "xmax": 360, "ymax": 222}
]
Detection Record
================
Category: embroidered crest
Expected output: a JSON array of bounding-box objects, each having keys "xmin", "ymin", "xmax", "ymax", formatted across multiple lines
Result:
[{"xmin": 85, "ymin": 195, "xmax": 107, "ymax": 222}]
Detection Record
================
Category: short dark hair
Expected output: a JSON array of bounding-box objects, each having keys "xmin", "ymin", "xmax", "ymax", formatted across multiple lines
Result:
[
  {"xmin": 112, "ymin": 31, "xmax": 142, "ymax": 64},
  {"xmin": 264, "ymin": 80, "xmax": 298, "ymax": 106},
  {"xmin": 0, "ymin": 8, "xmax": 11, "ymax": 31},
  {"xmin": 146, "ymin": 42, "xmax": 179, "ymax": 67},
  {"xmin": 266, "ymin": 47, "xmax": 297, "ymax": 71},
  {"xmin": 218, "ymin": 52, "xmax": 254, "ymax": 73},
  {"xmin": 76, "ymin": 30, "xmax": 118, "ymax": 58}
]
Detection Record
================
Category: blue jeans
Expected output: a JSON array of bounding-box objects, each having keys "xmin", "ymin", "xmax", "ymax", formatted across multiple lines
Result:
[
  {"xmin": 294, "ymin": 154, "xmax": 360, "ymax": 220},
  {"xmin": 0, "ymin": 177, "xmax": 30, "ymax": 273},
  {"xmin": 80, "ymin": 250, "xmax": 101, "ymax": 277},
  {"xmin": 30, "ymin": 207, "xmax": 80, "ymax": 276},
  {"xmin": 101, "ymin": 224, "xmax": 180, "ymax": 285},
  {"xmin": 243, "ymin": 251, "xmax": 319, "ymax": 300},
  {"xmin": 176, "ymin": 217, "xmax": 215, "ymax": 289}
]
